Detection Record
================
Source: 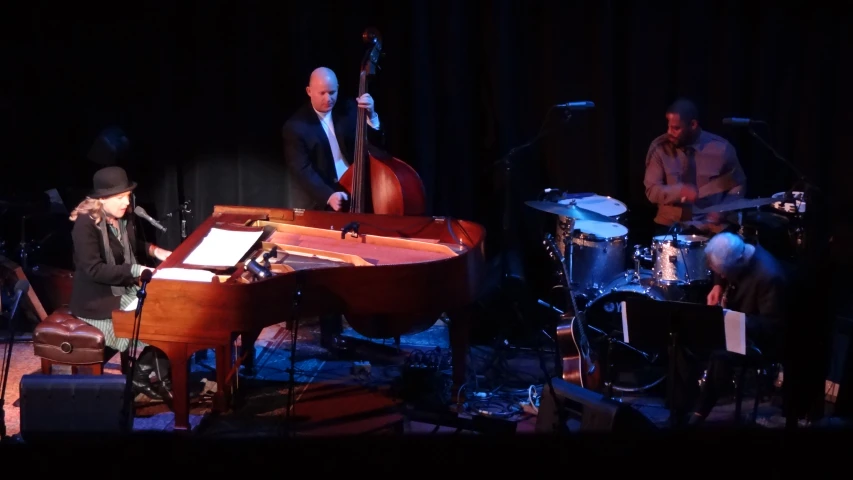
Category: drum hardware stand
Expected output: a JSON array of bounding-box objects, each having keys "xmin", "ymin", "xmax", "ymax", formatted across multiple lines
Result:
[
  {"xmin": 603, "ymin": 336, "xmax": 620, "ymax": 401},
  {"xmin": 632, "ymin": 244, "xmax": 653, "ymax": 282}
]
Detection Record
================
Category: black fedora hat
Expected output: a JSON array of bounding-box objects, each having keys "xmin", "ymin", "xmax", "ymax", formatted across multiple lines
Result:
[{"xmin": 89, "ymin": 166, "xmax": 137, "ymax": 199}]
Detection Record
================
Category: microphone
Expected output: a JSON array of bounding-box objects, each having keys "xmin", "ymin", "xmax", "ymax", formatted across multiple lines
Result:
[
  {"xmin": 135, "ymin": 269, "xmax": 153, "ymax": 319},
  {"xmin": 134, "ymin": 206, "xmax": 167, "ymax": 233},
  {"xmin": 246, "ymin": 259, "xmax": 273, "ymax": 280},
  {"xmin": 722, "ymin": 117, "xmax": 762, "ymax": 126},
  {"xmin": 555, "ymin": 101, "xmax": 595, "ymax": 110},
  {"xmin": 139, "ymin": 268, "xmax": 153, "ymax": 284}
]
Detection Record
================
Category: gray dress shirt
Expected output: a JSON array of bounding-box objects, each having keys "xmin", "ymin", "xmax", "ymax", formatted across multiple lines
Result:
[{"xmin": 644, "ymin": 130, "xmax": 746, "ymax": 232}]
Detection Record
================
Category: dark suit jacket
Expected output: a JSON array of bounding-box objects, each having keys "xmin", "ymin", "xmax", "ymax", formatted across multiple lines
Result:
[
  {"xmin": 68, "ymin": 212, "xmax": 153, "ymax": 319},
  {"xmin": 282, "ymin": 98, "xmax": 384, "ymax": 210}
]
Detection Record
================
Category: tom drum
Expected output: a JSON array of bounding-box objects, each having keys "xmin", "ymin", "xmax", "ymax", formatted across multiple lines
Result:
[
  {"xmin": 556, "ymin": 219, "xmax": 628, "ymax": 294},
  {"xmin": 651, "ymin": 234, "xmax": 711, "ymax": 285}
]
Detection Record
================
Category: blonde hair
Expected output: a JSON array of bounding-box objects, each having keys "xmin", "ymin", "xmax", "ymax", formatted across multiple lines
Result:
[{"xmin": 69, "ymin": 197, "xmax": 104, "ymax": 223}]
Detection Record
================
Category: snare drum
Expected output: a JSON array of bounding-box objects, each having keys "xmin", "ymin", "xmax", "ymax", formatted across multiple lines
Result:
[
  {"xmin": 559, "ymin": 195, "xmax": 628, "ymax": 223},
  {"xmin": 556, "ymin": 219, "xmax": 628, "ymax": 293},
  {"xmin": 651, "ymin": 234, "xmax": 711, "ymax": 285}
]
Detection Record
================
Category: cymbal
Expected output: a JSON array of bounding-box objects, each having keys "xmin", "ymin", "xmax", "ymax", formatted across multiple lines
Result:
[
  {"xmin": 525, "ymin": 200, "xmax": 613, "ymax": 222},
  {"xmin": 693, "ymin": 197, "xmax": 776, "ymax": 214}
]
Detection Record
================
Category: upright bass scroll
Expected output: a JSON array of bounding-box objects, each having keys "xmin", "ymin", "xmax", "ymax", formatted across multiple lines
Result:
[{"xmin": 337, "ymin": 27, "xmax": 427, "ymax": 216}]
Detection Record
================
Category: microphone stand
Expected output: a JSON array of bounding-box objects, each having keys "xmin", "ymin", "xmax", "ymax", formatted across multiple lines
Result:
[
  {"xmin": 0, "ymin": 280, "xmax": 29, "ymax": 442},
  {"xmin": 486, "ymin": 107, "xmax": 574, "ymax": 350},
  {"xmin": 162, "ymin": 200, "xmax": 192, "ymax": 241},
  {"xmin": 122, "ymin": 270, "xmax": 153, "ymax": 430},
  {"xmin": 747, "ymin": 126, "xmax": 828, "ymax": 429},
  {"xmin": 489, "ymin": 107, "xmax": 574, "ymax": 281}
]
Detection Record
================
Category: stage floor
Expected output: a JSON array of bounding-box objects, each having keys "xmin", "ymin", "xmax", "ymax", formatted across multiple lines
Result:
[{"xmin": 1, "ymin": 318, "xmax": 847, "ymax": 440}]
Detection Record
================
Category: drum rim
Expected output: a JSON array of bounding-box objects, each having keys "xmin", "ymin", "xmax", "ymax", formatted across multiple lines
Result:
[
  {"xmin": 573, "ymin": 232, "xmax": 629, "ymax": 242},
  {"xmin": 651, "ymin": 234, "xmax": 708, "ymax": 245},
  {"xmin": 571, "ymin": 220, "xmax": 629, "ymax": 240},
  {"xmin": 588, "ymin": 273, "xmax": 668, "ymax": 306}
]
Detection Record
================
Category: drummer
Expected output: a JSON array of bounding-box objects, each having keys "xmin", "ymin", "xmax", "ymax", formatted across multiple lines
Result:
[{"xmin": 644, "ymin": 98, "xmax": 747, "ymax": 236}]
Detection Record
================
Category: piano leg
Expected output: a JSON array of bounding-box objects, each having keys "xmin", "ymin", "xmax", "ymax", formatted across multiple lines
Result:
[
  {"xmin": 150, "ymin": 341, "xmax": 191, "ymax": 431},
  {"xmin": 214, "ymin": 343, "xmax": 232, "ymax": 412},
  {"xmin": 449, "ymin": 306, "xmax": 472, "ymax": 404}
]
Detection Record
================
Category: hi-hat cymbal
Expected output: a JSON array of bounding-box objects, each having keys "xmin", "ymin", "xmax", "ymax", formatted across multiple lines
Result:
[
  {"xmin": 525, "ymin": 200, "xmax": 613, "ymax": 222},
  {"xmin": 693, "ymin": 197, "xmax": 776, "ymax": 214}
]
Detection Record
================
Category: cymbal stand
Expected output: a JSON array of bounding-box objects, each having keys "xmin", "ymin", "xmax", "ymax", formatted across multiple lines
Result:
[
  {"xmin": 747, "ymin": 126, "xmax": 822, "ymax": 253},
  {"xmin": 17, "ymin": 215, "xmax": 31, "ymax": 271},
  {"xmin": 562, "ymin": 205, "xmax": 577, "ymax": 288}
]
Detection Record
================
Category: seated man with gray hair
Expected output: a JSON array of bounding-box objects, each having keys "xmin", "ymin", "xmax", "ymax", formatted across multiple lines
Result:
[{"xmin": 689, "ymin": 232, "xmax": 789, "ymax": 425}]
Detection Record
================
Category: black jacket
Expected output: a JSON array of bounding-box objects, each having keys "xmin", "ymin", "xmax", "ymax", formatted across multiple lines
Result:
[
  {"xmin": 68, "ymin": 212, "xmax": 153, "ymax": 319},
  {"xmin": 722, "ymin": 244, "xmax": 789, "ymax": 355},
  {"xmin": 282, "ymin": 98, "xmax": 385, "ymax": 210}
]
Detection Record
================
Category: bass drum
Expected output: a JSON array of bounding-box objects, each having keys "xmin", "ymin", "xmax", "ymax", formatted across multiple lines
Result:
[{"xmin": 583, "ymin": 270, "xmax": 680, "ymax": 393}]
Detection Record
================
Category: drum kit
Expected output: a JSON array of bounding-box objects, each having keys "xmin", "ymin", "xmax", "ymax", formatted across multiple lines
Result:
[{"xmin": 527, "ymin": 189, "xmax": 806, "ymax": 394}]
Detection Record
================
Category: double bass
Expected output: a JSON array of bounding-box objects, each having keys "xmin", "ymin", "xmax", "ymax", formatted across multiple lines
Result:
[{"xmin": 337, "ymin": 28, "xmax": 426, "ymax": 216}]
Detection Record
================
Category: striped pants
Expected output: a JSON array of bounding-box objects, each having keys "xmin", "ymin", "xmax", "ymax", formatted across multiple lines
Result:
[{"xmin": 78, "ymin": 290, "xmax": 149, "ymax": 354}]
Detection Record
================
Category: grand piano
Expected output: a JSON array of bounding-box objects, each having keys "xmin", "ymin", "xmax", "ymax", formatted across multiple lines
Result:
[{"xmin": 112, "ymin": 205, "xmax": 487, "ymax": 431}]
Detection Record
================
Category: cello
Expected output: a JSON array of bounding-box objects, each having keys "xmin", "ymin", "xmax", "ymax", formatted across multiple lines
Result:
[{"xmin": 337, "ymin": 27, "xmax": 427, "ymax": 216}]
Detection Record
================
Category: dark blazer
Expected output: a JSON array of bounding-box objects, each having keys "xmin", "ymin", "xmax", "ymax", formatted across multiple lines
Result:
[
  {"xmin": 68, "ymin": 212, "xmax": 153, "ymax": 319},
  {"xmin": 282, "ymin": 98, "xmax": 384, "ymax": 210}
]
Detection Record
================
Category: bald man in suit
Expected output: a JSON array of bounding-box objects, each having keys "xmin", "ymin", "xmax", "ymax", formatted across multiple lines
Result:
[{"xmin": 282, "ymin": 67, "xmax": 385, "ymax": 212}]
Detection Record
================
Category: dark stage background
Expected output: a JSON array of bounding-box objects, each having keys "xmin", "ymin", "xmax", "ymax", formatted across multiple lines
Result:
[{"xmin": 2, "ymin": 1, "xmax": 851, "ymax": 417}]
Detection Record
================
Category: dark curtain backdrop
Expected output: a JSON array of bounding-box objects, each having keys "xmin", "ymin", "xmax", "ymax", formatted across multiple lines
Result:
[{"xmin": 2, "ymin": 1, "xmax": 850, "ymax": 415}]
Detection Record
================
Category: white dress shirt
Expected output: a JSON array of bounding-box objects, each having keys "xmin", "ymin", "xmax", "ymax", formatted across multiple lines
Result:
[{"xmin": 314, "ymin": 108, "xmax": 380, "ymax": 182}]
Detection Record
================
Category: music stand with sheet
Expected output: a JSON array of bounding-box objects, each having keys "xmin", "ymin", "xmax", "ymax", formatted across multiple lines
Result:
[{"xmin": 620, "ymin": 297, "xmax": 744, "ymax": 428}]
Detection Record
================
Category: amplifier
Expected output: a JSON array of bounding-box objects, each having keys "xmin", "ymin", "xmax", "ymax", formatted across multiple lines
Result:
[
  {"xmin": 535, "ymin": 377, "xmax": 657, "ymax": 433},
  {"xmin": 19, "ymin": 374, "xmax": 133, "ymax": 441}
]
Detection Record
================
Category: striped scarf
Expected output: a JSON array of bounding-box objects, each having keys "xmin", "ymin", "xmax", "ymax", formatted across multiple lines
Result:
[{"xmin": 98, "ymin": 215, "xmax": 137, "ymax": 297}]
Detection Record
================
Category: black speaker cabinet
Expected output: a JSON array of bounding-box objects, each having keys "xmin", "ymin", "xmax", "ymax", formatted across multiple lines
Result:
[
  {"xmin": 535, "ymin": 378, "xmax": 657, "ymax": 433},
  {"xmin": 19, "ymin": 374, "xmax": 132, "ymax": 440}
]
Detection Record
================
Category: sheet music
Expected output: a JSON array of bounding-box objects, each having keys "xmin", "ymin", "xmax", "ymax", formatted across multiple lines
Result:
[
  {"xmin": 723, "ymin": 309, "xmax": 747, "ymax": 355},
  {"xmin": 183, "ymin": 228, "xmax": 264, "ymax": 267},
  {"xmin": 153, "ymin": 267, "xmax": 217, "ymax": 283}
]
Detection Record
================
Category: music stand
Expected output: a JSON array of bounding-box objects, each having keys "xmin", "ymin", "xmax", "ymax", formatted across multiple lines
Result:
[{"xmin": 620, "ymin": 297, "xmax": 735, "ymax": 428}]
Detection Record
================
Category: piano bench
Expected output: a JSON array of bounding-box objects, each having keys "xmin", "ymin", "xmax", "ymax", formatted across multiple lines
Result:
[{"xmin": 33, "ymin": 307, "xmax": 128, "ymax": 375}]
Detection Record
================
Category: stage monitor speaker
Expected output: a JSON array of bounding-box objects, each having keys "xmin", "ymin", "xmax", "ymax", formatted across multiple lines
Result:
[
  {"xmin": 535, "ymin": 378, "xmax": 657, "ymax": 433},
  {"xmin": 19, "ymin": 374, "xmax": 132, "ymax": 441}
]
